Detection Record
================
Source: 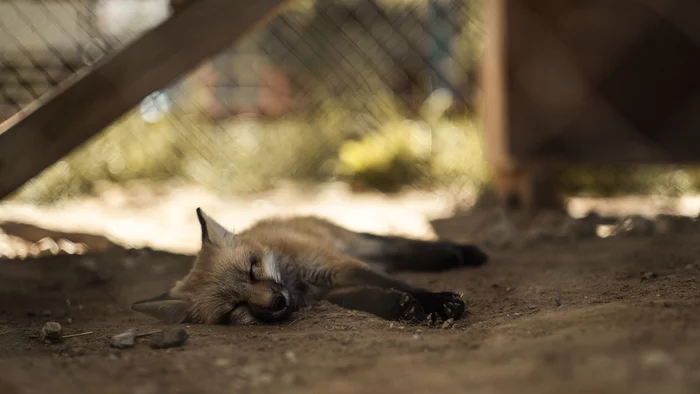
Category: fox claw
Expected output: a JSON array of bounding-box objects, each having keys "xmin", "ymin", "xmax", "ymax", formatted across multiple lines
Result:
[
  {"xmin": 397, "ymin": 292, "xmax": 424, "ymax": 322},
  {"xmin": 413, "ymin": 291, "xmax": 466, "ymax": 322}
]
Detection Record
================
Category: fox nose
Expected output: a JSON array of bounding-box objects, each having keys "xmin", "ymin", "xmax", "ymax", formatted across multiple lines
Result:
[{"xmin": 270, "ymin": 293, "xmax": 287, "ymax": 311}]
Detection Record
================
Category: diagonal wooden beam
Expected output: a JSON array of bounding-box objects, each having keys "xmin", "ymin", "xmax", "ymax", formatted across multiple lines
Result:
[{"xmin": 0, "ymin": 0, "xmax": 293, "ymax": 200}]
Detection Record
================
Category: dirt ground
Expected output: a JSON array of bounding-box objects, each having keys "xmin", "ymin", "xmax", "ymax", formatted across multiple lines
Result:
[
  {"xmin": 1, "ymin": 229, "xmax": 699, "ymax": 393},
  {"xmin": 1, "ymin": 184, "xmax": 700, "ymax": 394}
]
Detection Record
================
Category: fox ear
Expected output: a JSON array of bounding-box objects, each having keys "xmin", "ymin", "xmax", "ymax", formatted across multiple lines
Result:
[
  {"xmin": 196, "ymin": 207, "xmax": 234, "ymax": 246},
  {"xmin": 131, "ymin": 292, "xmax": 192, "ymax": 324}
]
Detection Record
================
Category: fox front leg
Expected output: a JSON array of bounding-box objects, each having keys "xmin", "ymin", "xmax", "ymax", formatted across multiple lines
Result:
[
  {"xmin": 324, "ymin": 286, "xmax": 424, "ymax": 322},
  {"xmin": 331, "ymin": 260, "xmax": 467, "ymax": 321}
]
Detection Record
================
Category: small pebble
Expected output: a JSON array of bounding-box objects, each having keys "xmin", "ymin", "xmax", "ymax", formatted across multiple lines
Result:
[
  {"xmin": 554, "ymin": 298, "xmax": 563, "ymax": 307},
  {"xmin": 68, "ymin": 345, "xmax": 86, "ymax": 357},
  {"xmin": 441, "ymin": 318, "xmax": 455, "ymax": 329},
  {"xmin": 281, "ymin": 373, "xmax": 303, "ymax": 386},
  {"xmin": 66, "ymin": 317, "xmax": 74, "ymax": 325},
  {"xmin": 110, "ymin": 328, "xmax": 136, "ymax": 349},
  {"xmin": 133, "ymin": 383, "xmax": 160, "ymax": 394},
  {"xmin": 149, "ymin": 326, "xmax": 189, "ymax": 349},
  {"xmin": 641, "ymin": 272, "xmax": 658, "ymax": 281},
  {"xmin": 123, "ymin": 257, "xmax": 136, "ymax": 270},
  {"xmin": 284, "ymin": 350, "xmax": 298, "ymax": 364},
  {"xmin": 616, "ymin": 215, "xmax": 655, "ymax": 237},
  {"xmin": 80, "ymin": 258, "xmax": 98, "ymax": 272},
  {"xmin": 641, "ymin": 350, "xmax": 673, "ymax": 367},
  {"xmin": 41, "ymin": 322, "xmax": 63, "ymax": 344},
  {"xmin": 412, "ymin": 334, "xmax": 420, "ymax": 340},
  {"xmin": 42, "ymin": 309, "xmax": 52, "ymax": 317},
  {"xmin": 505, "ymin": 287, "xmax": 514, "ymax": 292},
  {"xmin": 107, "ymin": 348, "xmax": 121, "ymax": 360},
  {"xmin": 214, "ymin": 358, "xmax": 230, "ymax": 368}
]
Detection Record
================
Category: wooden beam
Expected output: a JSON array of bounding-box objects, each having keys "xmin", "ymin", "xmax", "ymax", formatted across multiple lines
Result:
[
  {"xmin": 0, "ymin": 0, "xmax": 293, "ymax": 200},
  {"xmin": 482, "ymin": 0, "xmax": 510, "ymax": 174},
  {"xmin": 482, "ymin": 0, "xmax": 700, "ymax": 211}
]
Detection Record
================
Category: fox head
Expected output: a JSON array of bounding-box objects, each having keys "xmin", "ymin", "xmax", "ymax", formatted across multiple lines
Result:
[{"xmin": 131, "ymin": 208, "xmax": 295, "ymax": 325}]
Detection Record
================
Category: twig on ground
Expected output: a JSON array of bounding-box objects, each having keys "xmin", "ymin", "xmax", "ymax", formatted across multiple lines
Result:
[
  {"xmin": 62, "ymin": 331, "xmax": 94, "ymax": 339},
  {"xmin": 135, "ymin": 330, "xmax": 162, "ymax": 338}
]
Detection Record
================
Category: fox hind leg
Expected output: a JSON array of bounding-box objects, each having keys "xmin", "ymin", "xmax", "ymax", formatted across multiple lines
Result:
[{"xmin": 344, "ymin": 232, "xmax": 488, "ymax": 273}]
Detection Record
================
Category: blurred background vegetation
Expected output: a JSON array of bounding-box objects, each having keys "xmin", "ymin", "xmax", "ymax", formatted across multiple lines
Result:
[{"xmin": 4, "ymin": 0, "xmax": 700, "ymax": 206}]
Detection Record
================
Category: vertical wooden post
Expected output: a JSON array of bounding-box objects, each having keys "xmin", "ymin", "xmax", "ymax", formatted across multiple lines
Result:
[{"xmin": 481, "ymin": 0, "xmax": 562, "ymax": 212}]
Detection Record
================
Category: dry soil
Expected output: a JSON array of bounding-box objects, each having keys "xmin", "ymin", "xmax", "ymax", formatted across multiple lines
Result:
[{"xmin": 1, "ymin": 230, "xmax": 699, "ymax": 394}]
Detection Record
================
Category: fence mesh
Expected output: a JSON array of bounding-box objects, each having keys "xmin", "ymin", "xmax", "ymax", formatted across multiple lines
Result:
[
  {"xmin": 0, "ymin": 0, "xmax": 488, "ymax": 206},
  {"xmin": 3, "ymin": 0, "xmax": 700, "ymax": 209}
]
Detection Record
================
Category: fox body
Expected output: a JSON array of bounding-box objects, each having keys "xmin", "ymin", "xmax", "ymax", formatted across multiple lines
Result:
[{"xmin": 132, "ymin": 208, "xmax": 488, "ymax": 325}]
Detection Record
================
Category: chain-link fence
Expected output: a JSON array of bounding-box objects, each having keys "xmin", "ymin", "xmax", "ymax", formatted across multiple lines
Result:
[
  {"xmin": 4, "ymin": 0, "xmax": 700, "ymax": 210},
  {"xmin": 0, "ymin": 0, "xmax": 489, "ymax": 205},
  {"xmin": 3, "ymin": 0, "xmax": 700, "ymax": 263}
]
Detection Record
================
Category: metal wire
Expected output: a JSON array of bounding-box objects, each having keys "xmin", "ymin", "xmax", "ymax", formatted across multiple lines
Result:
[{"xmin": 0, "ymin": 0, "xmax": 490, "ymax": 204}]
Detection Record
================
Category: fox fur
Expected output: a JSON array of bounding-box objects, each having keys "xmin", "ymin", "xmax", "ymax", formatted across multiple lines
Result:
[{"xmin": 132, "ymin": 208, "xmax": 488, "ymax": 325}]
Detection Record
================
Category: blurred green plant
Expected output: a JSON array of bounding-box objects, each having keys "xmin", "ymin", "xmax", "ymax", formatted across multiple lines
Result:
[
  {"xmin": 336, "ymin": 120, "xmax": 431, "ymax": 193},
  {"xmin": 9, "ymin": 88, "xmax": 491, "ymax": 204},
  {"xmin": 559, "ymin": 166, "xmax": 700, "ymax": 198},
  {"xmin": 9, "ymin": 98, "xmax": 348, "ymax": 203},
  {"xmin": 336, "ymin": 114, "xmax": 489, "ymax": 194}
]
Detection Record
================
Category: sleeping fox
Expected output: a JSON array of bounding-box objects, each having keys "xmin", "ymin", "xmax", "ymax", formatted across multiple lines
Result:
[{"xmin": 132, "ymin": 208, "xmax": 488, "ymax": 325}]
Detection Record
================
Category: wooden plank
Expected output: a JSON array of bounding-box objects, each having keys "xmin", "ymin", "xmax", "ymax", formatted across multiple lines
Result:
[
  {"xmin": 482, "ymin": 0, "xmax": 510, "ymax": 173},
  {"xmin": 482, "ymin": 0, "xmax": 700, "ymax": 210},
  {"xmin": 482, "ymin": 0, "xmax": 546, "ymax": 210},
  {"xmin": 491, "ymin": 0, "xmax": 700, "ymax": 166},
  {"xmin": 0, "ymin": 0, "xmax": 293, "ymax": 200}
]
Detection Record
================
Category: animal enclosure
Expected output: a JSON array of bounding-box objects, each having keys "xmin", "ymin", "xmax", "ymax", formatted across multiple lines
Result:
[
  {"xmin": 0, "ymin": 0, "xmax": 487, "ymax": 205},
  {"xmin": 1, "ymin": 1, "xmax": 700, "ymax": 394}
]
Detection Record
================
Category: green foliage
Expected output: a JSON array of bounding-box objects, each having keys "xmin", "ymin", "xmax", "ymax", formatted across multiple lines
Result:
[
  {"xmin": 10, "ymin": 110, "xmax": 183, "ymax": 203},
  {"xmin": 336, "ymin": 116, "xmax": 489, "ymax": 194},
  {"xmin": 336, "ymin": 120, "xmax": 431, "ymax": 192},
  {"xmin": 559, "ymin": 166, "xmax": 700, "ymax": 198},
  {"xmin": 9, "ymin": 101, "xmax": 347, "ymax": 204}
]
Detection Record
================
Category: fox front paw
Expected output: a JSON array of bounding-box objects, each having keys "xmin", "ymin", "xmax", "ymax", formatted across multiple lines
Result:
[
  {"xmin": 414, "ymin": 291, "xmax": 466, "ymax": 321},
  {"xmin": 395, "ymin": 291, "xmax": 424, "ymax": 323}
]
